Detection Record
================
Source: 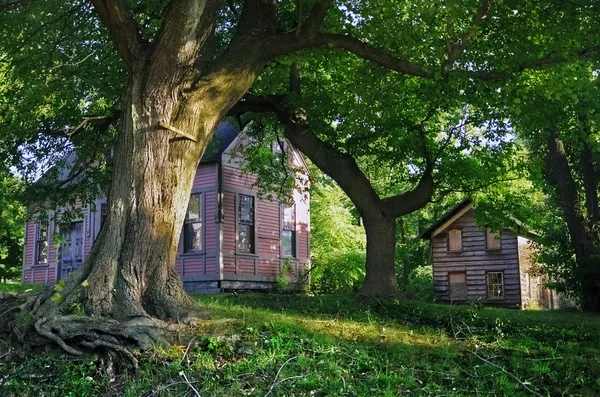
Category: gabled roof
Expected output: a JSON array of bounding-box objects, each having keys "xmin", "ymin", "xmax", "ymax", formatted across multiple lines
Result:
[
  {"xmin": 200, "ymin": 122, "xmax": 238, "ymax": 163},
  {"xmin": 420, "ymin": 200, "xmax": 473, "ymax": 239},
  {"xmin": 41, "ymin": 123, "xmax": 239, "ymax": 185},
  {"xmin": 421, "ymin": 199, "xmax": 539, "ymax": 240}
]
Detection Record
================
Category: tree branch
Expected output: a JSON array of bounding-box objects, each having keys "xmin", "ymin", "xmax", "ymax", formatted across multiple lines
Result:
[
  {"xmin": 302, "ymin": 0, "xmax": 333, "ymax": 35},
  {"xmin": 379, "ymin": 166, "xmax": 434, "ymax": 218},
  {"xmin": 444, "ymin": 0, "xmax": 490, "ymax": 70},
  {"xmin": 89, "ymin": 0, "xmax": 143, "ymax": 70},
  {"xmin": 266, "ymin": 32, "xmax": 433, "ymax": 78},
  {"xmin": 265, "ymin": 30, "xmax": 597, "ymax": 81}
]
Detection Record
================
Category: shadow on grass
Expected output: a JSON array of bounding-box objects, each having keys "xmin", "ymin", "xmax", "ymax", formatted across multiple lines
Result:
[{"xmin": 195, "ymin": 293, "xmax": 600, "ymax": 343}]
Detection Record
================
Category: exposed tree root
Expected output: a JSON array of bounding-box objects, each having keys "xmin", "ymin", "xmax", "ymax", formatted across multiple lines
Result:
[{"xmin": 0, "ymin": 292, "xmax": 209, "ymax": 369}]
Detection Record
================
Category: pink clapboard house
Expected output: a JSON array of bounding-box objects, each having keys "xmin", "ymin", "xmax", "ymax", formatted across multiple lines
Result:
[{"xmin": 22, "ymin": 123, "xmax": 311, "ymax": 293}]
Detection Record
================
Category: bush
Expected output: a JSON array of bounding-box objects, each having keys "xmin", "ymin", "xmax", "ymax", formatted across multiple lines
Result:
[
  {"xmin": 310, "ymin": 251, "xmax": 366, "ymax": 294},
  {"xmin": 403, "ymin": 265, "xmax": 435, "ymax": 302}
]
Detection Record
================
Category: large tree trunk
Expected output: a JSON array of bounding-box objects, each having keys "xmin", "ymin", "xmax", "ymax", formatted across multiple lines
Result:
[
  {"xmin": 546, "ymin": 133, "xmax": 600, "ymax": 311},
  {"xmin": 3, "ymin": 17, "xmax": 277, "ymax": 353},
  {"xmin": 358, "ymin": 214, "xmax": 399, "ymax": 296}
]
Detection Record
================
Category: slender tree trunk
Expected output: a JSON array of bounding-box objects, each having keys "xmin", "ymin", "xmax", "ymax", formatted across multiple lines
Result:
[
  {"xmin": 358, "ymin": 214, "xmax": 398, "ymax": 296},
  {"xmin": 546, "ymin": 133, "xmax": 600, "ymax": 311},
  {"xmin": 580, "ymin": 140, "xmax": 599, "ymax": 224}
]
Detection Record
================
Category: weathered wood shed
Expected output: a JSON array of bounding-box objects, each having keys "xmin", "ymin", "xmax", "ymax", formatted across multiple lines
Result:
[{"xmin": 421, "ymin": 200, "xmax": 558, "ymax": 309}]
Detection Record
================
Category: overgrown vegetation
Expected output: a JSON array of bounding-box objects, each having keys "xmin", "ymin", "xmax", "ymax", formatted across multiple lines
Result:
[
  {"xmin": 0, "ymin": 171, "xmax": 25, "ymax": 283},
  {"xmin": 1, "ymin": 284, "xmax": 598, "ymax": 396}
]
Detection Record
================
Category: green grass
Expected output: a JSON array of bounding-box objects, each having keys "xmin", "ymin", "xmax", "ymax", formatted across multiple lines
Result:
[
  {"xmin": 1, "ymin": 283, "xmax": 600, "ymax": 396},
  {"xmin": 0, "ymin": 281, "xmax": 41, "ymax": 294}
]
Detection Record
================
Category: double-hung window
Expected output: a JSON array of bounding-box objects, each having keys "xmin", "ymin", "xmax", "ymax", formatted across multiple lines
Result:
[
  {"xmin": 237, "ymin": 194, "xmax": 255, "ymax": 254},
  {"xmin": 281, "ymin": 204, "xmax": 296, "ymax": 258},
  {"xmin": 35, "ymin": 222, "xmax": 48, "ymax": 265},
  {"xmin": 487, "ymin": 271, "xmax": 505, "ymax": 299},
  {"xmin": 184, "ymin": 194, "xmax": 203, "ymax": 253}
]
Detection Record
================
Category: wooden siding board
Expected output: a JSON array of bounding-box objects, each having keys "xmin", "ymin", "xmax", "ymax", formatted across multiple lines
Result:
[
  {"xmin": 183, "ymin": 257, "xmax": 203, "ymax": 276},
  {"xmin": 222, "ymin": 192, "xmax": 236, "ymax": 253},
  {"xmin": 194, "ymin": 164, "xmax": 217, "ymax": 189},
  {"xmin": 205, "ymin": 191, "xmax": 217, "ymax": 252},
  {"xmin": 205, "ymin": 257, "xmax": 217, "ymax": 275}
]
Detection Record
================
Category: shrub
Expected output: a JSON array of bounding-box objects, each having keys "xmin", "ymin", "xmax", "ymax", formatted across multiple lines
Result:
[{"xmin": 310, "ymin": 251, "xmax": 366, "ymax": 294}]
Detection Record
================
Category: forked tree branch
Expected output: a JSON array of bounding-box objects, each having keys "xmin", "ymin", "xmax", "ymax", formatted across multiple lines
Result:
[
  {"xmin": 89, "ymin": 0, "xmax": 143, "ymax": 70},
  {"xmin": 152, "ymin": 0, "xmax": 224, "ymax": 78},
  {"xmin": 302, "ymin": 0, "xmax": 333, "ymax": 35},
  {"xmin": 444, "ymin": 0, "xmax": 491, "ymax": 69},
  {"xmin": 380, "ymin": 167, "xmax": 434, "ymax": 219}
]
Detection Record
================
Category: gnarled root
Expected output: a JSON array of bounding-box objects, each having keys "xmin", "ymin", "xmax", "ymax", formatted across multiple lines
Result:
[{"xmin": 0, "ymin": 292, "xmax": 207, "ymax": 369}]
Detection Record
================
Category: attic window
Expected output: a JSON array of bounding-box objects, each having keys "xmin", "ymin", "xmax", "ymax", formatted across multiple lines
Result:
[
  {"xmin": 486, "ymin": 227, "xmax": 502, "ymax": 250},
  {"xmin": 447, "ymin": 228, "xmax": 462, "ymax": 251},
  {"xmin": 487, "ymin": 271, "xmax": 504, "ymax": 299}
]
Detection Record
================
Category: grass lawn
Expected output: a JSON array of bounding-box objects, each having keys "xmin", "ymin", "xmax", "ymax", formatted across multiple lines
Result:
[{"xmin": 1, "ymin": 283, "xmax": 599, "ymax": 396}]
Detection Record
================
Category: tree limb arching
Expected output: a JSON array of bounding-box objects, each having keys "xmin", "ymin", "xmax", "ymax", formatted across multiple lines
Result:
[{"xmin": 89, "ymin": 0, "xmax": 144, "ymax": 70}]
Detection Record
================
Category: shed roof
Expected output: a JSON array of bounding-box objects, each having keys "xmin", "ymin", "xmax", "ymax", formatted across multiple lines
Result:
[
  {"xmin": 420, "ymin": 199, "xmax": 539, "ymax": 240},
  {"xmin": 420, "ymin": 200, "xmax": 473, "ymax": 239}
]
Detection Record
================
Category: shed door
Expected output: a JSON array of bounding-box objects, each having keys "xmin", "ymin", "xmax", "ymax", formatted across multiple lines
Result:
[{"xmin": 448, "ymin": 272, "xmax": 467, "ymax": 301}]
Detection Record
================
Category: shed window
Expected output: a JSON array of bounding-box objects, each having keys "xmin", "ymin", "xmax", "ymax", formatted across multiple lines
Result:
[
  {"xmin": 487, "ymin": 272, "xmax": 504, "ymax": 299},
  {"xmin": 447, "ymin": 228, "xmax": 462, "ymax": 251},
  {"xmin": 281, "ymin": 204, "xmax": 296, "ymax": 258},
  {"xmin": 35, "ymin": 222, "xmax": 48, "ymax": 265},
  {"xmin": 184, "ymin": 194, "xmax": 203, "ymax": 252},
  {"xmin": 237, "ymin": 194, "xmax": 255, "ymax": 254},
  {"xmin": 486, "ymin": 227, "xmax": 501, "ymax": 250}
]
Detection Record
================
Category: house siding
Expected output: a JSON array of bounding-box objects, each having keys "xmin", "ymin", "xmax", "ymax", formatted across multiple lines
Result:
[
  {"xmin": 432, "ymin": 209, "xmax": 521, "ymax": 308},
  {"xmin": 219, "ymin": 139, "xmax": 310, "ymax": 284},
  {"xmin": 177, "ymin": 163, "xmax": 219, "ymax": 280},
  {"xmin": 23, "ymin": 136, "xmax": 311, "ymax": 292}
]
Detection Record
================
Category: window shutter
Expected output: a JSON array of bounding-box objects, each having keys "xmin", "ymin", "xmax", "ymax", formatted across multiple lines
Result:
[
  {"xmin": 486, "ymin": 227, "xmax": 501, "ymax": 250},
  {"xmin": 448, "ymin": 229, "xmax": 462, "ymax": 251}
]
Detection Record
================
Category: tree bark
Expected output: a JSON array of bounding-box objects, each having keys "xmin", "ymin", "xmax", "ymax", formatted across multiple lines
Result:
[
  {"xmin": 580, "ymin": 139, "xmax": 599, "ymax": 224},
  {"xmin": 359, "ymin": 214, "xmax": 399, "ymax": 296},
  {"xmin": 1, "ymin": 0, "xmax": 288, "ymax": 355},
  {"xmin": 274, "ymin": 99, "xmax": 433, "ymax": 297},
  {"xmin": 546, "ymin": 133, "xmax": 600, "ymax": 311}
]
